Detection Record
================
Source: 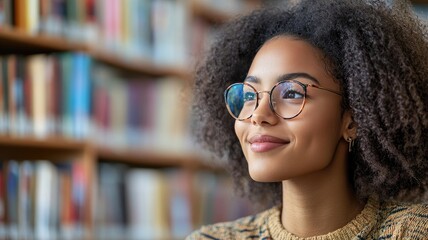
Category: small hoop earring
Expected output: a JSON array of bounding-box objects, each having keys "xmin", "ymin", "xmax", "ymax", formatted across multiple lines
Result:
[{"xmin": 347, "ymin": 137, "xmax": 354, "ymax": 152}]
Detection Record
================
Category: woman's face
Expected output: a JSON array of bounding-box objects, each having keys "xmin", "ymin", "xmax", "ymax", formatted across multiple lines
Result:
[{"xmin": 234, "ymin": 36, "xmax": 347, "ymax": 182}]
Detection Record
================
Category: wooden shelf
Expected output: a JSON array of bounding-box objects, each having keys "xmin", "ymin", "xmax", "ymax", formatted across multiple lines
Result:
[
  {"xmin": 96, "ymin": 147, "xmax": 222, "ymax": 171},
  {"xmin": 97, "ymin": 147, "xmax": 201, "ymax": 168},
  {"xmin": 0, "ymin": 27, "xmax": 85, "ymax": 54},
  {"xmin": 0, "ymin": 28, "xmax": 190, "ymax": 79},
  {"xmin": 191, "ymin": 1, "xmax": 234, "ymax": 24},
  {"xmin": 191, "ymin": 0, "xmax": 261, "ymax": 24},
  {"xmin": 90, "ymin": 49, "xmax": 191, "ymax": 80},
  {"xmin": 0, "ymin": 135, "xmax": 210, "ymax": 169},
  {"xmin": 0, "ymin": 135, "xmax": 88, "ymax": 160}
]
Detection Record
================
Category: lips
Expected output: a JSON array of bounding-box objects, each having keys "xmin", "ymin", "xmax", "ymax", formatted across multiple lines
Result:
[{"xmin": 248, "ymin": 135, "xmax": 290, "ymax": 153}]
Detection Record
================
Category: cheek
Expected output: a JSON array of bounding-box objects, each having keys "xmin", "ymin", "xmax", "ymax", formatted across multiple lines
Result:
[
  {"xmin": 292, "ymin": 101, "xmax": 343, "ymax": 164},
  {"xmin": 234, "ymin": 120, "xmax": 246, "ymax": 147},
  {"xmin": 234, "ymin": 120, "xmax": 253, "ymax": 164}
]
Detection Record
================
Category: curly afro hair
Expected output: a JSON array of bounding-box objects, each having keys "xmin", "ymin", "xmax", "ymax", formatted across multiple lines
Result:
[{"xmin": 191, "ymin": 0, "xmax": 428, "ymax": 206}]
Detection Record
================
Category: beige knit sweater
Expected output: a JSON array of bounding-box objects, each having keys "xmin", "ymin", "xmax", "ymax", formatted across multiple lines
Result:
[{"xmin": 186, "ymin": 198, "xmax": 428, "ymax": 239}]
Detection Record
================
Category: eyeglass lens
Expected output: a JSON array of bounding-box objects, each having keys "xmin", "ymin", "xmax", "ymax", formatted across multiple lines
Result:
[{"xmin": 225, "ymin": 81, "xmax": 306, "ymax": 120}]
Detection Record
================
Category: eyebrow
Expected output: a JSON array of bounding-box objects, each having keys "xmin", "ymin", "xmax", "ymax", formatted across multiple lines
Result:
[{"xmin": 244, "ymin": 72, "xmax": 321, "ymax": 85}]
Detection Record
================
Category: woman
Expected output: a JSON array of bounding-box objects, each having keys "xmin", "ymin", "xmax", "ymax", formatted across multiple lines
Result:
[{"xmin": 188, "ymin": 0, "xmax": 428, "ymax": 239}]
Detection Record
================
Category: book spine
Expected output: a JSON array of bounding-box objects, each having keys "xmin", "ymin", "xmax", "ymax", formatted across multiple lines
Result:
[
  {"xmin": 109, "ymin": 79, "xmax": 127, "ymax": 149},
  {"xmin": 34, "ymin": 161, "xmax": 55, "ymax": 240},
  {"xmin": 29, "ymin": 55, "xmax": 48, "ymax": 138},
  {"xmin": 152, "ymin": 0, "xmax": 189, "ymax": 66},
  {"xmin": 57, "ymin": 163, "xmax": 73, "ymax": 239},
  {"xmin": 71, "ymin": 162, "xmax": 87, "ymax": 238},
  {"xmin": 50, "ymin": 55, "xmax": 62, "ymax": 136},
  {"xmin": 14, "ymin": 0, "xmax": 26, "ymax": 31},
  {"xmin": 0, "ymin": 57, "xmax": 4, "ymax": 134},
  {"xmin": 0, "ymin": 161, "xmax": 6, "ymax": 239},
  {"xmin": 6, "ymin": 160, "xmax": 19, "ymax": 239},
  {"xmin": 72, "ymin": 53, "xmax": 91, "ymax": 139},
  {"xmin": 83, "ymin": 0, "xmax": 97, "ymax": 43},
  {"xmin": 18, "ymin": 161, "xmax": 34, "ymax": 239},
  {"xmin": 7, "ymin": 56, "xmax": 16, "ymax": 136},
  {"xmin": 15, "ymin": 56, "xmax": 26, "ymax": 136},
  {"xmin": 45, "ymin": 55, "xmax": 55, "ymax": 136},
  {"xmin": 60, "ymin": 53, "xmax": 73, "ymax": 138},
  {"xmin": 1, "ymin": 58, "xmax": 8, "ymax": 134},
  {"xmin": 23, "ymin": 57, "xmax": 33, "ymax": 136},
  {"xmin": 46, "ymin": 0, "xmax": 65, "ymax": 36},
  {"xmin": 2, "ymin": 0, "xmax": 12, "ymax": 27},
  {"xmin": 26, "ymin": 0, "xmax": 40, "ymax": 34}
]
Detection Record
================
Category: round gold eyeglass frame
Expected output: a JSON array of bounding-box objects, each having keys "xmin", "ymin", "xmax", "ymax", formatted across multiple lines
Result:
[{"xmin": 224, "ymin": 80, "xmax": 342, "ymax": 121}]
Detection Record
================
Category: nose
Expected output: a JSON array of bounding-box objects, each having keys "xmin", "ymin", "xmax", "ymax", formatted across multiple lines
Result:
[{"xmin": 251, "ymin": 91, "xmax": 279, "ymax": 126}]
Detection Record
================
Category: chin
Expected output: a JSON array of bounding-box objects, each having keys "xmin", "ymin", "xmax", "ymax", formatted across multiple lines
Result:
[
  {"xmin": 246, "ymin": 154, "xmax": 290, "ymax": 182},
  {"xmin": 248, "ymin": 167, "xmax": 286, "ymax": 182}
]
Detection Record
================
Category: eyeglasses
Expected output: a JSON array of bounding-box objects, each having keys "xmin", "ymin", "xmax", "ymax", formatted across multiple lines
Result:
[{"xmin": 224, "ymin": 79, "xmax": 342, "ymax": 120}]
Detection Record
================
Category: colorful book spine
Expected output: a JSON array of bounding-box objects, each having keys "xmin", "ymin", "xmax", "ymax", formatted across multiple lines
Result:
[
  {"xmin": 0, "ymin": 53, "xmax": 192, "ymax": 152},
  {"xmin": 0, "ymin": 160, "xmax": 88, "ymax": 240},
  {"xmin": 29, "ymin": 55, "xmax": 48, "ymax": 138},
  {"xmin": 72, "ymin": 53, "xmax": 92, "ymax": 139},
  {"xmin": 0, "ymin": 0, "xmax": 12, "ymax": 27},
  {"xmin": 7, "ymin": 56, "xmax": 16, "ymax": 136},
  {"xmin": 17, "ymin": 161, "xmax": 34, "ymax": 239},
  {"xmin": 0, "ymin": 161, "xmax": 6, "ymax": 238},
  {"xmin": 0, "ymin": 57, "xmax": 5, "ymax": 134},
  {"xmin": 0, "ymin": 0, "xmax": 193, "ymax": 65},
  {"xmin": 60, "ymin": 53, "xmax": 73, "ymax": 138},
  {"xmin": 27, "ymin": 0, "xmax": 40, "ymax": 34},
  {"xmin": 6, "ymin": 160, "xmax": 19, "ymax": 239}
]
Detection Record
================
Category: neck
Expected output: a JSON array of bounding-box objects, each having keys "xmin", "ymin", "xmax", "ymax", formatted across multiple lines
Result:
[{"xmin": 281, "ymin": 145, "xmax": 365, "ymax": 237}]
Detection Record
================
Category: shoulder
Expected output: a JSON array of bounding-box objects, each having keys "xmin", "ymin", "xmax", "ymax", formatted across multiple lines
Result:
[
  {"xmin": 378, "ymin": 201, "xmax": 428, "ymax": 239},
  {"xmin": 185, "ymin": 206, "xmax": 278, "ymax": 240}
]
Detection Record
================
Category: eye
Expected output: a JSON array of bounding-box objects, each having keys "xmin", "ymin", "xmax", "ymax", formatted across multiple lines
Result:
[
  {"xmin": 243, "ymin": 91, "xmax": 256, "ymax": 102},
  {"xmin": 281, "ymin": 89, "xmax": 304, "ymax": 99}
]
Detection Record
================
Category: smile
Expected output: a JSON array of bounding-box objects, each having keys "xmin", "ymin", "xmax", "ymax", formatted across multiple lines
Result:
[{"xmin": 248, "ymin": 135, "xmax": 290, "ymax": 153}]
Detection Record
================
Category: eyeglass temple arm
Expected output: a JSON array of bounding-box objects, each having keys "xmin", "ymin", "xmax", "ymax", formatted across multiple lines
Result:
[{"xmin": 307, "ymin": 84, "xmax": 342, "ymax": 96}]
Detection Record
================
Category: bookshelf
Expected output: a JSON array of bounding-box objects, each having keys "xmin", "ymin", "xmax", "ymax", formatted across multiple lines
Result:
[
  {"xmin": 0, "ymin": 135, "xmax": 88, "ymax": 160},
  {"xmin": 191, "ymin": 0, "xmax": 234, "ymax": 24},
  {"xmin": 0, "ymin": 28, "xmax": 190, "ymax": 79},
  {"xmin": 0, "ymin": 0, "xmax": 261, "ymax": 239},
  {"xmin": 191, "ymin": 0, "xmax": 260, "ymax": 24}
]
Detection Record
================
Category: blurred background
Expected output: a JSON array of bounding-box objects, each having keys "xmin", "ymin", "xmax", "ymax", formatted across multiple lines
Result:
[{"xmin": 0, "ymin": 0, "xmax": 426, "ymax": 239}]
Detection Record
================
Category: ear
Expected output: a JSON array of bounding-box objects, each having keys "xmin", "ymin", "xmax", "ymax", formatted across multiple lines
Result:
[{"xmin": 342, "ymin": 110, "xmax": 357, "ymax": 141}]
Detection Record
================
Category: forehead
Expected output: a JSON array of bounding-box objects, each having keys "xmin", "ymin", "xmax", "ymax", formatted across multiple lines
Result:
[{"xmin": 247, "ymin": 36, "xmax": 335, "ymax": 88}]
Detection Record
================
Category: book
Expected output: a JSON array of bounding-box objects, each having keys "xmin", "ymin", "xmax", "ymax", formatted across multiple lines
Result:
[
  {"xmin": 0, "ymin": 161, "xmax": 6, "ymax": 238},
  {"xmin": 154, "ymin": 77, "xmax": 187, "ymax": 152},
  {"xmin": 0, "ymin": 57, "xmax": 5, "ymax": 134},
  {"xmin": 17, "ymin": 161, "xmax": 34, "ymax": 239},
  {"xmin": 96, "ymin": 163, "xmax": 128, "ymax": 239},
  {"xmin": 14, "ymin": 56, "xmax": 27, "ymax": 136},
  {"xmin": 72, "ymin": 53, "xmax": 92, "ymax": 139},
  {"xmin": 28, "ymin": 55, "xmax": 49, "ymax": 138},
  {"xmin": 6, "ymin": 160, "xmax": 19, "ymax": 240},
  {"xmin": 7, "ymin": 56, "xmax": 16, "ymax": 136},
  {"xmin": 152, "ymin": 0, "xmax": 189, "ymax": 67},
  {"xmin": 167, "ymin": 170, "xmax": 192, "ymax": 239},
  {"xmin": 125, "ymin": 168, "xmax": 169, "ymax": 240},
  {"xmin": 27, "ymin": 0, "xmax": 40, "ymax": 34},
  {"xmin": 82, "ymin": 0, "xmax": 97, "ymax": 44},
  {"xmin": 34, "ymin": 160, "xmax": 56, "ymax": 240},
  {"xmin": 131, "ymin": 0, "xmax": 153, "ymax": 59},
  {"xmin": 0, "ymin": 0, "xmax": 12, "ymax": 27},
  {"xmin": 14, "ymin": 0, "xmax": 26, "ymax": 32}
]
